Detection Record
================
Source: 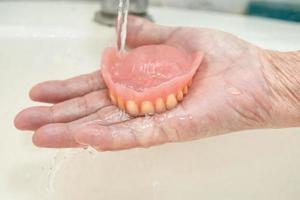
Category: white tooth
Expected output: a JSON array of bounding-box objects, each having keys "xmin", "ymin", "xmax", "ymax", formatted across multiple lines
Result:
[
  {"xmin": 141, "ymin": 101, "xmax": 155, "ymax": 115},
  {"xmin": 183, "ymin": 85, "xmax": 188, "ymax": 95},
  {"xmin": 117, "ymin": 96, "xmax": 125, "ymax": 110},
  {"xmin": 126, "ymin": 101, "xmax": 139, "ymax": 116},
  {"xmin": 177, "ymin": 90, "xmax": 184, "ymax": 101},
  {"xmin": 109, "ymin": 91, "xmax": 117, "ymax": 105},
  {"xmin": 166, "ymin": 94, "xmax": 178, "ymax": 110},
  {"xmin": 155, "ymin": 98, "xmax": 166, "ymax": 113}
]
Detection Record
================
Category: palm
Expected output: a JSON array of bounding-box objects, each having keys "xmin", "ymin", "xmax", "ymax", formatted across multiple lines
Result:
[
  {"xmin": 15, "ymin": 17, "xmax": 271, "ymax": 151},
  {"xmin": 170, "ymin": 28, "xmax": 272, "ymax": 136}
]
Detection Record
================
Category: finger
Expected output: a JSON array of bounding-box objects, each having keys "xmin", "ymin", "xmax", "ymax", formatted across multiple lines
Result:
[
  {"xmin": 32, "ymin": 123, "xmax": 82, "ymax": 148},
  {"xmin": 74, "ymin": 117, "xmax": 162, "ymax": 151},
  {"xmin": 14, "ymin": 90, "xmax": 111, "ymax": 131},
  {"xmin": 75, "ymin": 107, "xmax": 196, "ymax": 151},
  {"xmin": 30, "ymin": 70, "xmax": 106, "ymax": 103},
  {"xmin": 126, "ymin": 15, "xmax": 176, "ymax": 48},
  {"xmin": 32, "ymin": 106, "xmax": 130, "ymax": 148}
]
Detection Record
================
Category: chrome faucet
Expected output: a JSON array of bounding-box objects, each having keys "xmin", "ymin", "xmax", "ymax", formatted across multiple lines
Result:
[{"xmin": 95, "ymin": 0, "xmax": 150, "ymax": 26}]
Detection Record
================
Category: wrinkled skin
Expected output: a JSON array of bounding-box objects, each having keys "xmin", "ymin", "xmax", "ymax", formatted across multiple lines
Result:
[{"xmin": 14, "ymin": 16, "xmax": 299, "ymax": 151}]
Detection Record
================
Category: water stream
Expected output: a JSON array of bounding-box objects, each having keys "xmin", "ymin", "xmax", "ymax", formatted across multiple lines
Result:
[{"xmin": 117, "ymin": 0, "xmax": 130, "ymax": 53}]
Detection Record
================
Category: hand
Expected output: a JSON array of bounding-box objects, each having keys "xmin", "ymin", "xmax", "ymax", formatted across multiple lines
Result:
[{"xmin": 14, "ymin": 16, "xmax": 298, "ymax": 151}]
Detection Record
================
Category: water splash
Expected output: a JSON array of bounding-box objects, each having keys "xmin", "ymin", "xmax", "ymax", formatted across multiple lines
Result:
[
  {"xmin": 152, "ymin": 180, "xmax": 161, "ymax": 200},
  {"xmin": 117, "ymin": 0, "xmax": 130, "ymax": 53},
  {"xmin": 46, "ymin": 149, "xmax": 82, "ymax": 199},
  {"xmin": 46, "ymin": 151, "xmax": 65, "ymax": 195},
  {"xmin": 80, "ymin": 107, "xmax": 130, "ymax": 127}
]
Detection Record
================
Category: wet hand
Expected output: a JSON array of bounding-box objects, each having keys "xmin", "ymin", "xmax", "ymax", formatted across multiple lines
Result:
[{"xmin": 14, "ymin": 16, "xmax": 298, "ymax": 151}]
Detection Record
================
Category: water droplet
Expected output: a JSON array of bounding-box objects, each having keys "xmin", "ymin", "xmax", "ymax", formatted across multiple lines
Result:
[{"xmin": 225, "ymin": 85, "xmax": 242, "ymax": 95}]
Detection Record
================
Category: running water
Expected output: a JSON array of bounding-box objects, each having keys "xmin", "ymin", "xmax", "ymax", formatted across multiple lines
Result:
[{"xmin": 117, "ymin": 0, "xmax": 130, "ymax": 53}]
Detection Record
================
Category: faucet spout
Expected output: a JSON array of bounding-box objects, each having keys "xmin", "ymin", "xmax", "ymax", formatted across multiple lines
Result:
[{"xmin": 95, "ymin": 0, "xmax": 151, "ymax": 26}]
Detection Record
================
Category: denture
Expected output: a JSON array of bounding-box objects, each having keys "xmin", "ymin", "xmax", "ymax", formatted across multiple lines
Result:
[{"xmin": 101, "ymin": 44, "xmax": 203, "ymax": 116}]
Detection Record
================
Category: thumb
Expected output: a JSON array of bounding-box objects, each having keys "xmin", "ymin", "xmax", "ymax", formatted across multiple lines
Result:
[{"xmin": 126, "ymin": 15, "xmax": 176, "ymax": 48}]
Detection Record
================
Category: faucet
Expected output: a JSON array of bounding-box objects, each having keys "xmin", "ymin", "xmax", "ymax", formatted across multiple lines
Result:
[{"xmin": 95, "ymin": 0, "xmax": 150, "ymax": 26}]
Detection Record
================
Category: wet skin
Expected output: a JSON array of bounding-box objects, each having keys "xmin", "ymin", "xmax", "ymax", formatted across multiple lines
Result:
[{"xmin": 14, "ymin": 16, "xmax": 300, "ymax": 151}]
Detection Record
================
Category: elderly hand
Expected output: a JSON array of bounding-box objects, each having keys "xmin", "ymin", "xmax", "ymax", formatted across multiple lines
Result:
[{"xmin": 14, "ymin": 16, "xmax": 300, "ymax": 151}]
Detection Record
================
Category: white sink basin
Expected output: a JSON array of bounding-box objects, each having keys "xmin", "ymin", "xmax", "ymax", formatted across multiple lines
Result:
[{"xmin": 1, "ymin": 1, "xmax": 300, "ymax": 200}]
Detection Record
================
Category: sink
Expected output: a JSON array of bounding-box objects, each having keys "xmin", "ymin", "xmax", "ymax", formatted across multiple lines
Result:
[{"xmin": 1, "ymin": 1, "xmax": 300, "ymax": 200}]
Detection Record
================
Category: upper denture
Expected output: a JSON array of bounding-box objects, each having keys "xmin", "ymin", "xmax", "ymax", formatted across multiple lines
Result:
[{"xmin": 101, "ymin": 44, "xmax": 203, "ymax": 115}]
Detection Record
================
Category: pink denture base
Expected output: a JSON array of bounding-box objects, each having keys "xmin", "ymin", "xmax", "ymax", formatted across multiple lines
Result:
[{"xmin": 101, "ymin": 45, "xmax": 203, "ymax": 105}]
